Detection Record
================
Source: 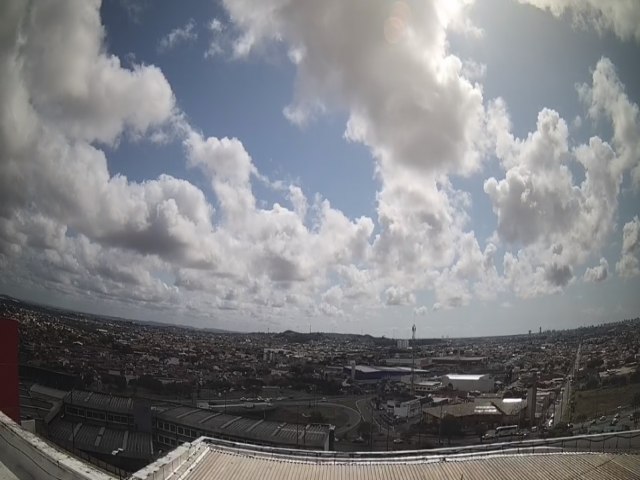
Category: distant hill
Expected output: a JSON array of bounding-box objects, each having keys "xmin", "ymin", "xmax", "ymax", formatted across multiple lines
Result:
[{"xmin": 0, "ymin": 294, "xmax": 236, "ymax": 333}]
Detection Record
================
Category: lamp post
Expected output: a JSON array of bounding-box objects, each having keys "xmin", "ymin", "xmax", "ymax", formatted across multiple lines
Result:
[
  {"xmin": 438, "ymin": 403, "xmax": 443, "ymax": 445},
  {"xmin": 296, "ymin": 404, "xmax": 300, "ymax": 447}
]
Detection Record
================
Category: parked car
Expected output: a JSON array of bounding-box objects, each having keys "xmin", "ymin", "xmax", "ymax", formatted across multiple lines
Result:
[
  {"xmin": 392, "ymin": 438, "xmax": 403, "ymax": 444},
  {"xmin": 599, "ymin": 416, "xmax": 606, "ymax": 422}
]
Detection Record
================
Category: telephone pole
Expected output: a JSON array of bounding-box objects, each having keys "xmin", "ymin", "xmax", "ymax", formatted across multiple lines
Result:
[{"xmin": 411, "ymin": 324, "xmax": 416, "ymax": 395}]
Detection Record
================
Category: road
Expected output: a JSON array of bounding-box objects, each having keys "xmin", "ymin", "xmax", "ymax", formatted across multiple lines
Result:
[
  {"xmin": 271, "ymin": 399, "xmax": 362, "ymax": 437},
  {"xmin": 555, "ymin": 342, "xmax": 581, "ymax": 426}
]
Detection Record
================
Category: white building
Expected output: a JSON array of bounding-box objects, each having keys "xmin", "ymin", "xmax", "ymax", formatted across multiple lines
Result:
[
  {"xmin": 444, "ymin": 373, "xmax": 494, "ymax": 392},
  {"xmin": 396, "ymin": 339, "xmax": 409, "ymax": 349},
  {"xmin": 387, "ymin": 399, "xmax": 422, "ymax": 419}
]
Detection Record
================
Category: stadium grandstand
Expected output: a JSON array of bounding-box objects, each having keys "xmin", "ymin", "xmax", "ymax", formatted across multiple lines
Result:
[{"xmin": 2, "ymin": 410, "xmax": 640, "ymax": 479}]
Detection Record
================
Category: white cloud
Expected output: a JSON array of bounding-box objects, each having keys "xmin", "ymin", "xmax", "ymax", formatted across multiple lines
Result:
[
  {"xmin": 584, "ymin": 257, "xmax": 608, "ymax": 282},
  {"xmin": 616, "ymin": 216, "xmax": 640, "ymax": 278},
  {"xmin": 222, "ymin": 0, "xmax": 488, "ymax": 177},
  {"xmin": 158, "ymin": 19, "xmax": 198, "ymax": 53},
  {"xmin": 1, "ymin": 0, "xmax": 638, "ymax": 332},
  {"xmin": 413, "ymin": 306, "xmax": 429, "ymax": 316},
  {"xmin": 384, "ymin": 286, "xmax": 415, "ymax": 306},
  {"xmin": 204, "ymin": 18, "xmax": 229, "ymax": 59},
  {"xmin": 483, "ymin": 57, "xmax": 640, "ymax": 298},
  {"xmin": 209, "ymin": 18, "xmax": 224, "ymax": 33},
  {"xmin": 219, "ymin": 0, "xmax": 491, "ymax": 314},
  {"xmin": 518, "ymin": 0, "xmax": 640, "ymax": 42},
  {"xmin": 578, "ymin": 57, "xmax": 640, "ymax": 189}
]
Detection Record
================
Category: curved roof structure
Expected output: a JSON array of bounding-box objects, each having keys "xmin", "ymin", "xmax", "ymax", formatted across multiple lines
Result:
[{"xmin": 133, "ymin": 435, "xmax": 640, "ymax": 480}]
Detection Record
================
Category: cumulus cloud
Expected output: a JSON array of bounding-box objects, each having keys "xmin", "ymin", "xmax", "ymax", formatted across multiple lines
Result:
[
  {"xmin": 483, "ymin": 56, "xmax": 640, "ymax": 298},
  {"xmin": 518, "ymin": 0, "xmax": 640, "ymax": 42},
  {"xmin": 158, "ymin": 19, "xmax": 198, "ymax": 53},
  {"xmin": 616, "ymin": 216, "xmax": 640, "ymax": 278},
  {"xmin": 384, "ymin": 286, "xmax": 415, "ymax": 306},
  {"xmin": 413, "ymin": 306, "xmax": 429, "ymax": 316},
  {"xmin": 577, "ymin": 57, "xmax": 640, "ymax": 189},
  {"xmin": 1, "ymin": 0, "xmax": 638, "ymax": 331},
  {"xmin": 584, "ymin": 257, "xmax": 609, "ymax": 283},
  {"xmin": 219, "ymin": 0, "xmax": 495, "ymax": 309},
  {"xmin": 205, "ymin": 18, "xmax": 229, "ymax": 58}
]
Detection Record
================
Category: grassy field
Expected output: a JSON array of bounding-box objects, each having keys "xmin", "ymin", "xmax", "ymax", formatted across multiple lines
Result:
[{"xmin": 572, "ymin": 384, "xmax": 640, "ymax": 420}]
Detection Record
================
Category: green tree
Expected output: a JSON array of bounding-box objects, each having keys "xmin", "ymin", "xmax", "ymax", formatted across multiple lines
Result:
[
  {"xmin": 358, "ymin": 421, "xmax": 374, "ymax": 440},
  {"xmin": 309, "ymin": 410, "xmax": 325, "ymax": 424},
  {"xmin": 440, "ymin": 415, "xmax": 462, "ymax": 444}
]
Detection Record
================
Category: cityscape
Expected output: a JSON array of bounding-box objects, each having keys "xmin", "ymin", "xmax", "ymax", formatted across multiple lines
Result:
[
  {"xmin": 2, "ymin": 294, "xmax": 639, "ymax": 476},
  {"xmin": 1, "ymin": 0, "xmax": 640, "ymax": 479}
]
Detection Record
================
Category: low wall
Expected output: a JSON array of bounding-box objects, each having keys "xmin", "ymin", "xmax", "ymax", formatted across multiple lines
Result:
[
  {"xmin": 0, "ymin": 410, "xmax": 115, "ymax": 480},
  {"xmin": 130, "ymin": 440, "xmax": 204, "ymax": 480}
]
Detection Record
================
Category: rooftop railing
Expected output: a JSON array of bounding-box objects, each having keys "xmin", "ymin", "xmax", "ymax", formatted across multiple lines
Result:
[{"xmin": 195, "ymin": 429, "xmax": 640, "ymax": 464}]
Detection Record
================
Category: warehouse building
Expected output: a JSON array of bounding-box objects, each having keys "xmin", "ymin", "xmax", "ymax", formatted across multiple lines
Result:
[
  {"xmin": 344, "ymin": 365, "xmax": 429, "ymax": 383},
  {"xmin": 155, "ymin": 405, "xmax": 333, "ymax": 451},
  {"xmin": 444, "ymin": 373, "xmax": 494, "ymax": 392}
]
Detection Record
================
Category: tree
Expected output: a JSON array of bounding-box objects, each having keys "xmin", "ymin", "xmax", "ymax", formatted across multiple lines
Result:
[
  {"xmin": 475, "ymin": 423, "xmax": 488, "ymax": 441},
  {"xmin": 440, "ymin": 415, "xmax": 462, "ymax": 444},
  {"xmin": 357, "ymin": 421, "xmax": 373, "ymax": 440},
  {"xmin": 309, "ymin": 410, "xmax": 325, "ymax": 424}
]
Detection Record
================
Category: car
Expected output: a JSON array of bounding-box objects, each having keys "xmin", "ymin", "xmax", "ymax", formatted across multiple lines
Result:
[
  {"xmin": 392, "ymin": 438, "xmax": 403, "ymax": 444},
  {"xmin": 610, "ymin": 418, "xmax": 618, "ymax": 426},
  {"xmin": 531, "ymin": 426, "xmax": 538, "ymax": 432},
  {"xmin": 352, "ymin": 436, "xmax": 365, "ymax": 443},
  {"xmin": 321, "ymin": 397, "xmax": 327, "ymax": 402},
  {"xmin": 599, "ymin": 416, "xmax": 606, "ymax": 422},
  {"xmin": 614, "ymin": 413, "xmax": 620, "ymax": 419},
  {"xmin": 590, "ymin": 419, "xmax": 597, "ymax": 425}
]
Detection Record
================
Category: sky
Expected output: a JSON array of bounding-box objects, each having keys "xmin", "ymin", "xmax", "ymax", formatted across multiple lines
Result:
[{"xmin": 1, "ymin": 0, "xmax": 639, "ymax": 337}]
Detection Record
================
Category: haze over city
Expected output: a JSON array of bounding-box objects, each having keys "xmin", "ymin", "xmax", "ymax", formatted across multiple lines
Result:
[{"xmin": 1, "ymin": 0, "xmax": 640, "ymax": 336}]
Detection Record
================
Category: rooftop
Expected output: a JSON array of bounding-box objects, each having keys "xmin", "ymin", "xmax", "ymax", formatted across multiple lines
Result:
[
  {"xmin": 445, "ymin": 374, "xmax": 489, "ymax": 380},
  {"xmin": 157, "ymin": 406, "xmax": 330, "ymax": 449},
  {"xmin": 132, "ymin": 437, "xmax": 640, "ymax": 480},
  {"xmin": 66, "ymin": 390, "xmax": 135, "ymax": 414}
]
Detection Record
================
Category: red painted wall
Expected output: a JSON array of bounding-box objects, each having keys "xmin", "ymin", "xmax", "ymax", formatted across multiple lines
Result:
[{"xmin": 0, "ymin": 318, "xmax": 20, "ymax": 422}]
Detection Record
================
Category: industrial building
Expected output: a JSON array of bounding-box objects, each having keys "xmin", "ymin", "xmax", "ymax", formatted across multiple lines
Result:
[
  {"xmin": 386, "ymin": 398, "xmax": 422, "ymax": 419},
  {"xmin": 429, "ymin": 356, "xmax": 488, "ymax": 371},
  {"xmin": 2, "ymin": 410, "xmax": 640, "ymax": 480},
  {"xmin": 46, "ymin": 390, "xmax": 155, "ymax": 471},
  {"xmin": 423, "ymin": 397, "xmax": 528, "ymax": 430},
  {"xmin": 16, "ymin": 385, "xmax": 334, "ymax": 474},
  {"xmin": 154, "ymin": 405, "xmax": 333, "ymax": 451},
  {"xmin": 444, "ymin": 373, "xmax": 495, "ymax": 392},
  {"xmin": 344, "ymin": 364, "xmax": 429, "ymax": 383}
]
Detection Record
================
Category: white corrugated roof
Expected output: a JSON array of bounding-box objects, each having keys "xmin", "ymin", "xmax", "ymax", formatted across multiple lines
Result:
[
  {"xmin": 445, "ymin": 374, "xmax": 487, "ymax": 380},
  {"xmin": 160, "ymin": 447, "xmax": 640, "ymax": 480}
]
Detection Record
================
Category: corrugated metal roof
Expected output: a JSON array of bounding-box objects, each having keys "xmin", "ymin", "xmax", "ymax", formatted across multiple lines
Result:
[
  {"xmin": 173, "ymin": 448, "xmax": 640, "ymax": 480},
  {"xmin": 445, "ymin": 374, "xmax": 488, "ymax": 380},
  {"xmin": 157, "ymin": 407, "xmax": 330, "ymax": 449}
]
